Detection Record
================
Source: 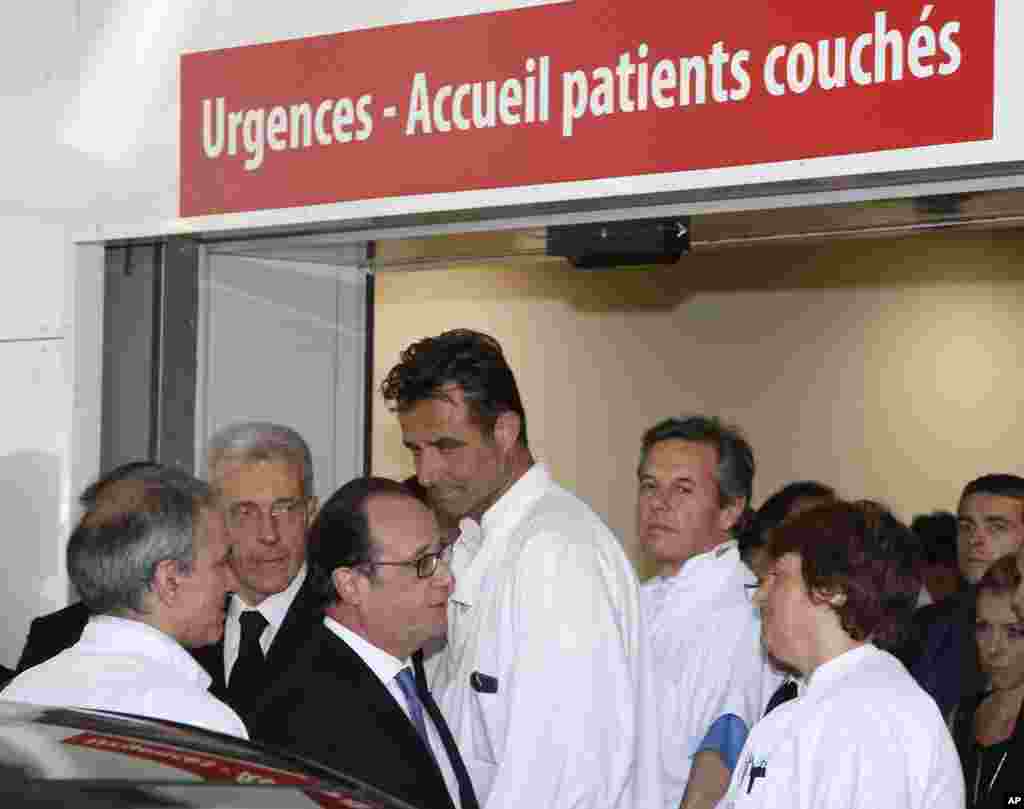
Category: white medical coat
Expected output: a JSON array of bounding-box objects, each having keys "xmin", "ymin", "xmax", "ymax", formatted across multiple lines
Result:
[
  {"xmin": 427, "ymin": 464, "xmax": 662, "ymax": 809},
  {"xmin": 719, "ymin": 644, "xmax": 965, "ymax": 809},
  {"xmin": 3, "ymin": 615, "xmax": 248, "ymax": 739},
  {"xmin": 643, "ymin": 542, "xmax": 782, "ymax": 809}
]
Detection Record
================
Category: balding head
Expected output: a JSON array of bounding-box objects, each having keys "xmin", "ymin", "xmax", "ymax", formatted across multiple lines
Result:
[{"xmin": 67, "ymin": 466, "xmax": 214, "ymax": 616}]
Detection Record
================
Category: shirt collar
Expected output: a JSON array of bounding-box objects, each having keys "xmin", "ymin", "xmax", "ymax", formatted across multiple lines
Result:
[
  {"xmin": 450, "ymin": 463, "xmax": 549, "ymax": 608},
  {"xmin": 323, "ymin": 616, "xmax": 409, "ymax": 686},
  {"xmin": 647, "ymin": 539, "xmax": 746, "ymax": 592},
  {"xmin": 642, "ymin": 540, "xmax": 750, "ymax": 624},
  {"xmin": 81, "ymin": 615, "xmax": 213, "ymax": 689},
  {"xmin": 456, "ymin": 517, "xmax": 484, "ymax": 555},
  {"xmin": 804, "ymin": 642, "xmax": 873, "ymax": 695},
  {"xmin": 229, "ymin": 563, "xmax": 307, "ymax": 627},
  {"xmin": 479, "ymin": 462, "xmax": 548, "ymax": 540}
]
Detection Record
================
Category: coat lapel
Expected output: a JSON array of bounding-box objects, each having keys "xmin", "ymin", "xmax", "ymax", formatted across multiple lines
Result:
[
  {"xmin": 264, "ymin": 577, "xmax": 322, "ymax": 675},
  {"xmin": 320, "ymin": 629, "xmax": 443, "ymax": 774}
]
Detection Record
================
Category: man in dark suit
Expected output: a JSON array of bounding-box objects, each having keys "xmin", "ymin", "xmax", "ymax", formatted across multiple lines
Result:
[
  {"xmin": 17, "ymin": 601, "xmax": 91, "ymax": 672},
  {"xmin": 249, "ymin": 477, "xmax": 477, "ymax": 809},
  {"xmin": 192, "ymin": 422, "xmax": 322, "ymax": 721},
  {"xmin": 906, "ymin": 474, "xmax": 1024, "ymax": 722},
  {"xmin": 16, "ymin": 423, "xmax": 322, "ymax": 726}
]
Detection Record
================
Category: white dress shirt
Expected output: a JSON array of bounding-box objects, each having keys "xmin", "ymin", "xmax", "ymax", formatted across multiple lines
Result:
[
  {"xmin": 427, "ymin": 463, "xmax": 663, "ymax": 809},
  {"xmin": 223, "ymin": 564, "xmax": 306, "ymax": 681},
  {"xmin": 2, "ymin": 616, "xmax": 248, "ymax": 739},
  {"xmin": 720, "ymin": 644, "xmax": 965, "ymax": 809},
  {"xmin": 642, "ymin": 541, "xmax": 783, "ymax": 809},
  {"xmin": 323, "ymin": 617, "xmax": 462, "ymax": 809}
]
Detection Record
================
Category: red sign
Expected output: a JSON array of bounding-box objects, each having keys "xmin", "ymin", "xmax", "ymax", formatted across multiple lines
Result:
[
  {"xmin": 63, "ymin": 733, "xmax": 373, "ymax": 809},
  {"xmin": 180, "ymin": 1, "xmax": 995, "ymax": 216}
]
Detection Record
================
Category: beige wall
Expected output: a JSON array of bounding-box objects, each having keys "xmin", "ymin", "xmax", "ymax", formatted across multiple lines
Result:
[{"xmin": 371, "ymin": 229, "xmax": 1024, "ymax": 574}]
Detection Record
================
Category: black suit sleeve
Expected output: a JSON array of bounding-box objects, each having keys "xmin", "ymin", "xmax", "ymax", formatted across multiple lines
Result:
[{"xmin": 16, "ymin": 602, "xmax": 92, "ymax": 672}]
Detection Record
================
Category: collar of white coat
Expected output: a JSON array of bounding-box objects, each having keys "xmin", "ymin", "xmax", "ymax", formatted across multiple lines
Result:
[
  {"xmin": 803, "ymin": 642, "xmax": 874, "ymax": 696},
  {"xmin": 228, "ymin": 562, "xmax": 307, "ymax": 630},
  {"xmin": 643, "ymin": 539, "xmax": 751, "ymax": 623},
  {"xmin": 449, "ymin": 462, "xmax": 549, "ymax": 608},
  {"xmin": 80, "ymin": 615, "xmax": 214, "ymax": 690}
]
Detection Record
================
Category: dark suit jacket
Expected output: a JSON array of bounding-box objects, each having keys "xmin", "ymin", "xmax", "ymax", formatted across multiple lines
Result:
[
  {"xmin": 905, "ymin": 587, "xmax": 981, "ymax": 721},
  {"xmin": 191, "ymin": 576, "xmax": 322, "ymax": 718},
  {"xmin": 248, "ymin": 623, "xmax": 456, "ymax": 809},
  {"xmin": 17, "ymin": 601, "xmax": 92, "ymax": 672}
]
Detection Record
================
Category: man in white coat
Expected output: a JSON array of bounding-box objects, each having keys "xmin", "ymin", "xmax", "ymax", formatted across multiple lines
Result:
[
  {"xmin": 3, "ymin": 466, "xmax": 247, "ymax": 738},
  {"xmin": 637, "ymin": 416, "xmax": 781, "ymax": 809},
  {"xmin": 381, "ymin": 329, "xmax": 662, "ymax": 809}
]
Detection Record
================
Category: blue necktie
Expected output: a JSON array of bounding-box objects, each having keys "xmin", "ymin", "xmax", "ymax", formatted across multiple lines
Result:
[
  {"xmin": 413, "ymin": 652, "xmax": 480, "ymax": 809},
  {"xmin": 396, "ymin": 667, "xmax": 432, "ymax": 749}
]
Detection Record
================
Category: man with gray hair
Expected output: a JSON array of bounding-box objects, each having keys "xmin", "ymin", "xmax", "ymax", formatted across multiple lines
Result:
[
  {"xmin": 2, "ymin": 466, "xmax": 246, "ymax": 738},
  {"xmin": 636, "ymin": 416, "xmax": 781, "ymax": 809},
  {"xmin": 193, "ymin": 421, "xmax": 321, "ymax": 723},
  {"xmin": 16, "ymin": 461, "xmax": 169, "ymax": 671}
]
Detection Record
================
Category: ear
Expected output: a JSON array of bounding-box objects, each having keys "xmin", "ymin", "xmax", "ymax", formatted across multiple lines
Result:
[
  {"xmin": 810, "ymin": 587, "xmax": 847, "ymax": 608},
  {"xmin": 718, "ymin": 496, "xmax": 747, "ymax": 535},
  {"xmin": 493, "ymin": 411, "xmax": 521, "ymax": 452},
  {"xmin": 151, "ymin": 558, "xmax": 185, "ymax": 608},
  {"xmin": 333, "ymin": 567, "xmax": 364, "ymax": 607}
]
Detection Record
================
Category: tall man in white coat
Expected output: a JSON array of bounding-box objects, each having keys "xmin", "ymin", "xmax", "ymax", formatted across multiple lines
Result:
[
  {"xmin": 382, "ymin": 329, "xmax": 662, "ymax": 809},
  {"xmin": 637, "ymin": 416, "xmax": 782, "ymax": 809}
]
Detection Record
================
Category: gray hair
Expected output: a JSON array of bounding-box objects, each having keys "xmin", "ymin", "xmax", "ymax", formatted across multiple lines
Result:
[
  {"xmin": 67, "ymin": 467, "xmax": 213, "ymax": 615},
  {"xmin": 639, "ymin": 415, "xmax": 755, "ymax": 507},
  {"xmin": 206, "ymin": 421, "xmax": 315, "ymax": 496}
]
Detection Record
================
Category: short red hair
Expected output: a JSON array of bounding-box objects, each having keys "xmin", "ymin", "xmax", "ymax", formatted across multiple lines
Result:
[{"xmin": 767, "ymin": 500, "xmax": 920, "ymax": 647}]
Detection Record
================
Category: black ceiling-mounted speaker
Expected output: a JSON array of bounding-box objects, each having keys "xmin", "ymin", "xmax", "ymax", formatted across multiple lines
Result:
[{"xmin": 547, "ymin": 217, "xmax": 690, "ymax": 269}]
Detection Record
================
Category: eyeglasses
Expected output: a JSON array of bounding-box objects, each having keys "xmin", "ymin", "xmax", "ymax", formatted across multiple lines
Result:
[
  {"xmin": 369, "ymin": 543, "xmax": 454, "ymax": 579},
  {"xmin": 225, "ymin": 496, "xmax": 310, "ymax": 532}
]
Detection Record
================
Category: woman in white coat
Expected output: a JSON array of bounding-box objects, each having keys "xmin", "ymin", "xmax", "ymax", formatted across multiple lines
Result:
[{"xmin": 719, "ymin": 499, "xmax": 965, "ymax": 809}]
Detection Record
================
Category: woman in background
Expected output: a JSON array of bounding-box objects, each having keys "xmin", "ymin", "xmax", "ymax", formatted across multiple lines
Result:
[
  {"xmin": 720, "ymin": 500, "xmax": 964, "ymax": 808},
  {"xmin": 953, "ymin": 553, "xmax": 1024, "ymax": 808}
]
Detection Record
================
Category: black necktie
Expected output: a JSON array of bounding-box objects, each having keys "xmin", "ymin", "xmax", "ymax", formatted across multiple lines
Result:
[
  {"xmin": 764, "ymin": 679, "xmax": 798, "ymax": 716},
  {"xmin": 229, "ymin": 610, "xmax": 268, "ymax": 710},
  {"xmin": 413, "ymin": 652, "xmax": 480, "ymax": 809}
]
